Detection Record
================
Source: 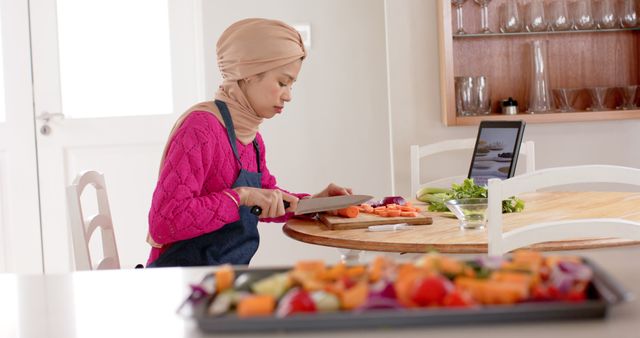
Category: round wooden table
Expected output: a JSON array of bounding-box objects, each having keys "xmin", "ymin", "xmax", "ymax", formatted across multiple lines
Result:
[{"xmin": 283, "ymin": 191, "xmax": 640, "ymax": 253}]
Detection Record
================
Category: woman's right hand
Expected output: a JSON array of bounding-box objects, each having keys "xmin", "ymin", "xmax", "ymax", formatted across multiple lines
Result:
[{"xmin": 233, "ymin": 187, "xmax": 299, "ymax": 218}]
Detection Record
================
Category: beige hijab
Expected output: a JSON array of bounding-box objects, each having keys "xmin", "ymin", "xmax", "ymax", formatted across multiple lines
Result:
[{"xmin": 158, "ymin": 18, "xmax": 306, "ymax": 171}]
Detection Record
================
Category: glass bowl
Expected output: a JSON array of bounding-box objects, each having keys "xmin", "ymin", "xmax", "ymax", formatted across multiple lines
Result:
[{"xmin": 445, "ymin": 198, "xmax": 488, "ymax": 230}]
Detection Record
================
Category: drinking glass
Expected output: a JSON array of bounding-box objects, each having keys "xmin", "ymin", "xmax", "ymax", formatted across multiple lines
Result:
[
  {"xmin": 619, "ymin": 85, "xmax": 639, "ymax": 110},
  {"xmin": 474, "ymin": 0, "xmax": 493, "ymax": 33},
  {"xmin": 620, "ymin": 0, "xmax": 638, "ymax": 28},
  {"xmin": 474, "ymin": 76, "xmax": 491, "ymax": 115},
  {"xmin": 455, "ymin": 76, "xmax": 475, "ymax": 116},
  {"xmin": 500, "ymin": 0, "xmax": 523, "ymax": 33},
  {"xmin": 573, "ymin": 0, "xmax": 595, "ymax": 30},
  {"xmin": 552, "ymin": 88, "xmax": 579, "ymax": 112},
  {"xmin": 452, "ymin": 0, "xmax": 469, "ymax": 35},
  {"xmin": 597, "ymin": 0, "xmax": 618, "ymax": 29},
  {"xmin": 526, "ymin": 0, "xmax": 548, "ymax": 32},
  {"xmin": 549, "ymin": 0, "xmax": 572, "ymax": 31},
  {"xmin": 587, "ymin": 87, "xmax": 610, "ymax": 111}
]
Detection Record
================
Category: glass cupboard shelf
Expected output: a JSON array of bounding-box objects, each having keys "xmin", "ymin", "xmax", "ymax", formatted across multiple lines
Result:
[{"xmin": 453, "ymin": 27, "xmax": 640, "ymax": 38}]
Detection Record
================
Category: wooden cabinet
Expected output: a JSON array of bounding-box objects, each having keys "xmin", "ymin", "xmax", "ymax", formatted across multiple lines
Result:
[{"xmin": 437, "ymin": 0, "xmax": 640, "ymax": 126}]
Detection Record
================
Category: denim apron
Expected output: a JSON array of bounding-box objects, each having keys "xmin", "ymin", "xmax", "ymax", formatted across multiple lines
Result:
[{"xmin": 148, "ymin": 100, "xmax": 261, "ymax": 267}]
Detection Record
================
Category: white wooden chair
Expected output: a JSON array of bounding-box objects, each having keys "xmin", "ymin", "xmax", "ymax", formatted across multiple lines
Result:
[
  {"xmin": 487, "ymin": 165, "xmax": 640, "ymax": 256},
  {"xmin": 66, "ymin": 170, "xmax": 120, "ymax": 270},
  {"xmin": 410, "ymin": 138, "xmax": 535, "ymax": 196}
]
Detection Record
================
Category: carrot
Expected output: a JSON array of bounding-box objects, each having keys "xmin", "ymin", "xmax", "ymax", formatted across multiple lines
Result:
[
  {"xmin": 399, "ymin": 205, "xmax": 415, "ymax": 212},
  {"xmin": 215, "ymin": 264, "xmax": 235, "ymax": 293},
  {"xmin": 413, "ymin": 207, "xmax": 422, "ymax": 212},
  {"xmin": 340, "ymin": 282, "xmax": 369, "ymax": 310},
  {"xmin": 400, "ymin": 211, "xmax": 419, "ymax": 217},
  {"xmin": 373, "ymin": 206, "xmax": 387, "ymax": 212},
  {"xmin": 237, "ymin": 295, "xmax": 276, "ymax": 317},
  {"xmin": 374, "ymin": 210, "xmax": 388, "ymax": 217},
  {"xmin": 337, "ymin": 206, "xmax": 359, "ymax": 218},
  {"xmin": 387, "ymin": 210, "xmax": 401, "ymax": 217}
]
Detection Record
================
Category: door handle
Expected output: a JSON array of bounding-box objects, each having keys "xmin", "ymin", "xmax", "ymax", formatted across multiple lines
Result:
[
  {"xmin": 36, "ymin": 111, "xmax": 65, "ymax": 123},
  {"xmin": 37, "ymin": 111, "xmax": 65, "ymax": 135}
]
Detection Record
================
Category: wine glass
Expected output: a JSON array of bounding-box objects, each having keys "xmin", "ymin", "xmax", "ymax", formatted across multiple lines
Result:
[
  {"xmin": 526, "ymin": 0, "xmax": 548, "ymax": 32},
  {"xmin": 597, "ymin": 0, "xmax": 618, "ymax": 29},
  {"xmin": 452, "ymin": 0, "xmax": 469, "ymax": 35},
  {"xmin": 573, "ymin": 0, "xmax": 595, "ymax": 30},
  {"xmin": 474, "ymin": 0, "xmax": 493, "ymax": 33},
  {"xmin": 620, "ymin": 0, "xmax": 638, "ymax": 28},
  {"xmin": 549, "ymin": 0, "xmax": 572, "ymax": 31},
  {"xmin": 500, "ymin": 1, "xmax": 522, "ymax": 33}
]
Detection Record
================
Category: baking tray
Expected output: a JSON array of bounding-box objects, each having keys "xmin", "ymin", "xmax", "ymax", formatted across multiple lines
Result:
[{"xmin": 189, "ymin": 258, "xmax": 632, "ymax": 333}]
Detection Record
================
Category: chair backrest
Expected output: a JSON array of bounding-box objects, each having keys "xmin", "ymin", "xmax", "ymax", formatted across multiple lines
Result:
[
  {"xmin": 66, "ymin": 170, "xmax": 120, "ymax": 270},
  {"xmin": 410, "ymin": 138, "xmax": 535, "ymax": 196},
  {"xmin": 487, "ymin": 165, "xmax": 640, "ymax": 256}
]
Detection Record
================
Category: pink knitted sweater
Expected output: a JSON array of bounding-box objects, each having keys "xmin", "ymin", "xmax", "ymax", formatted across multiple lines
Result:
[{"xmin": 147, "ymin": 111, "xmax": 308, "ymax": 265}]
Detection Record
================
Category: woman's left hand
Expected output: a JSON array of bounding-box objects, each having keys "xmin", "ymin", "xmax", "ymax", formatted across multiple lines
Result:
[{"xmin": 312, "ymin": 183, "xmax": 353, "ymax": 198}]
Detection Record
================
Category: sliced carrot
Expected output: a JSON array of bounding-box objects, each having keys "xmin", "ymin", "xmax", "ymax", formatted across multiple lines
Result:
[
  {"xmin": 400, "ymin": 211, "xmax": 419, "ymax": 217},
  {"xmin": 237, "ymin": 295, "xmax": 276, "ymax": 317},
  {"xmin": 387, "ymin": 210, "xmax": 401, "ymax": 217},
  {"xmin": 340, "ymin": 282, "xmax": 369, "ymax": 310},
  {"xmin": 386, "ymin": 204, "xmax": 398, "ymax": 210},
  {"xmin": 215, "ymin": 264, "xmax": 235, "ymax": 293},
  {"xmin": 337, "ymin": 206, "xmax": 359, "ymax": 218},
  {"xmin": 413, "ymin": 207, "xmax": 422, "ymax": 212},
  {"xmin": 374, "ymin": 210, "xmax": 388, "ymax": 217},
  {"xmin": 400, "ymin": 205, "xmax": 415, "ymax": 212},
  {"xmin": 374, "ymin": 206, "xmax": 387, "ymax": 212}
]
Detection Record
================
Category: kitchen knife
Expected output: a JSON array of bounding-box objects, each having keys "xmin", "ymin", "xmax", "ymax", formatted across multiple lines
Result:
[{"xmin": 250, "ymin": 194, "xmax": 373, "ymax": 216}]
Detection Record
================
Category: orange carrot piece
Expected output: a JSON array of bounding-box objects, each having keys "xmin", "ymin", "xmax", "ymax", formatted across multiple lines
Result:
[
  {"xmin": 337, "ymin": 206, "xmax": 359, "ymax": 218},
  {"xmin": 215, "ymin": 264, "xmax": 235, "ymax": 293},
  {"xmin": 387, "ymin": 210, "xmax": 401, "ymax": 217},
  {"xmin": 374, "ymin": 210, "xmax": 388, "ymax": 217},
  {"xmin": 374, "ymin": 206, "xmax": 387, "ymax": 212},
  {"xmin": 400, "ymin": 211, "xmax": 419, "ymax": 217},
  {"xmin": 237, "ymin": 295, "xmax": 276, "ymax": 317}
]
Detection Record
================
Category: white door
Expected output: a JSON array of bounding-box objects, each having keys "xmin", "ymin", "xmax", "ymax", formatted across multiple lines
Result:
[
  {"xmin": 0, "ymin": 0, "xmax": 43, "ymax": 273},
  {"xmin": 30, "ymin": 0, "xmax": 205, "ymax": 272}
]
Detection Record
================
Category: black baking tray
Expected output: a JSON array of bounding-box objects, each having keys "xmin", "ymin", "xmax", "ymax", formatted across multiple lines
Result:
[{"xmin": 189, "ymin": 258, "xmax": 632, "ymax": 333}]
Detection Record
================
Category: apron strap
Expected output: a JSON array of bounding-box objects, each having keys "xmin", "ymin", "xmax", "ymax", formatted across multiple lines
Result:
[
  {"xmin": 252, "ymin": 140, "xmax": 261, "ymax": 173},
  {"xmin": 215, "ymin": 100, "xmax": 242, "ymax": 166},
  {"xmin": 215, "ymin": 100, "xmax": 261, "ymax": 172}
]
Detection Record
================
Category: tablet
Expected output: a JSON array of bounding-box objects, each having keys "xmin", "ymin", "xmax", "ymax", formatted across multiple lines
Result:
[{"xmin": 468, "ymin": 121, "xmax": 526, "ymax": 186}]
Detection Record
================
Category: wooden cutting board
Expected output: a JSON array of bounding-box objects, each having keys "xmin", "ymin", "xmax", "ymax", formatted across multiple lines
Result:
[{"xmin": 320, "ymin": 212, "xmax": 432, "ymax": 230}]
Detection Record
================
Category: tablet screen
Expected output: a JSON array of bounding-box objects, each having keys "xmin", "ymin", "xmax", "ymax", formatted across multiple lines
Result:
[{"xmin": 468, "ymin": 121, "xmax": 525, "ymax": 186}]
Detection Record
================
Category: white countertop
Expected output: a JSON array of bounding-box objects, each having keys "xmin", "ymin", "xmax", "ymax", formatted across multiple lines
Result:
[{"xmin": 1, "ymin": 247, "xmax": 639, "ymax": 338}]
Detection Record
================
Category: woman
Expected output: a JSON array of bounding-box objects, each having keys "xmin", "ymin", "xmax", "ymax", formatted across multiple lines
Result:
[{"xmin": 146, "ymin": 18, "xmax": 351, "ymax": 267}]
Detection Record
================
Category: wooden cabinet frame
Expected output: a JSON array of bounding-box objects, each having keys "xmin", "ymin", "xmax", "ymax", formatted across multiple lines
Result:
[{"xmin": 437, "ymin": 0, "xmax": 640, "ymax": 126}]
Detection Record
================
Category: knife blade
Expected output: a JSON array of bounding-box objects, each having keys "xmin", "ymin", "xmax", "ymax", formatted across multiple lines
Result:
[{"xmin": 250, "ymin": 194, "xmax": 373, "ymax": 216}]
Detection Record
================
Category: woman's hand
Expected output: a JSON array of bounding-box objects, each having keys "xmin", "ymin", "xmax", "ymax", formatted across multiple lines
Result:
[
  {"xmin": 234, "ymin": 187, "xmax": 299, "ymax": 218},
  {"xmin": 312, "ymin": 183, "xmax": 353, "ymax": 198}
]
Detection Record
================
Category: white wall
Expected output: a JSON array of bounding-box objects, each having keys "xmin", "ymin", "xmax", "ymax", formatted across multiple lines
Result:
[
  {"xmin": 201, "ymin": 0, "xmax": 393, "ymax": 266},
  {"xmin": 385, "ymin": 0, "xmax": 640, "ymax": 198}
]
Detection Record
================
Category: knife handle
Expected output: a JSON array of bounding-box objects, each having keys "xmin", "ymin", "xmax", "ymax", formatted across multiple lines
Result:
[{"xmin": 250, "ymin": 201, "xmax": 291, "ymax": 216}]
